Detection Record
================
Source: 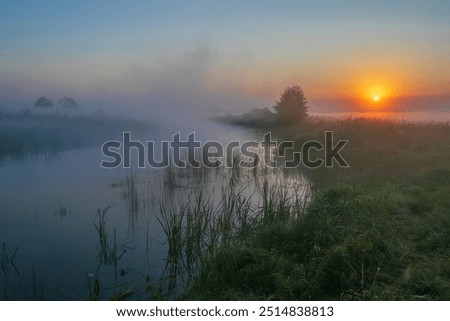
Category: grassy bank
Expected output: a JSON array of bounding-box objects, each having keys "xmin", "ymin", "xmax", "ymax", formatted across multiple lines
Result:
[
  {"xmin": 187, "ymin": 169, "xmax": 450, "ymax": 300},
  {"xmin": 281, "ymin": 117, "xmax": 450, "ymax": 187},
  {"xmin": 184, "ymin": 116, "xmax": 450, "ymax": 300}
]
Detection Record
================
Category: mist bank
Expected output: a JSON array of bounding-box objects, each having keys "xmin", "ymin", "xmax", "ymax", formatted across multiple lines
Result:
[
  {"xmin": 310, "ymin": 94, "xmax": 450, "ymax": 113},
  {"xmin": 0, "ymin": 113, "xmax": 153, "ymax": 164}
]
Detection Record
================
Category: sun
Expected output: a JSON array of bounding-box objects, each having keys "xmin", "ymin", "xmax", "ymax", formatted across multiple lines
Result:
[
  {"xmin": 360, "ymin": 84, "xmax": 393, "ymax": 109},
  {"xmin": 355, "ymin": 74, "xmax": 399, "ymax": 110}
]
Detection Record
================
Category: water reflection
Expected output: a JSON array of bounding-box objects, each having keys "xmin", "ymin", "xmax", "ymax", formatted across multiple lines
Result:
[
  {"xmin": 2, "ymin": 111, "xmax": 447, "ymax": 299},
  {"xmin": 1, "ymin": 118, "xmax": 313, "ymax": 299}
]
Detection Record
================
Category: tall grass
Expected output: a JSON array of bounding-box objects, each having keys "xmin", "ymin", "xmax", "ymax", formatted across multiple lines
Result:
[
  {"xmin": 1, "ymin": 243, "xmax": 19, "ymax": 278},
  {"xmin": 285, "ymin": 117, "xmax": 450, "ymax": 187},
  {"xmin": 187, "ymin": 169, "xmax": 450, "ymax": 300},
  {"xmin": 94, "ymin": 117, "xmax": 450, "ymax": 300},
  {"xmin": 153, "ymin": 159, "xmax": 311, "ymax": 297},
  {"xmin": 185, "ymin": 116, "xmax": 450, "ymax": 300},
  {"xmin": 89, "ymin": 206, "xmax": 131, "ymax": 300},
  {"xmin": 122, "ymin": 170, "xmax": 140, "ymax": 232},
  {"xmin": 0, "ymin": 243, "xmax": 20, "ymax": 300},
  {"xmin": 94, "ymin": 207, "xmax": 127, "ymax": 269}
]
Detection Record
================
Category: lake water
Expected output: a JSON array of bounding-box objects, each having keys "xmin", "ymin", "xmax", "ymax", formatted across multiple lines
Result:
[
  {"xmin": 0, "ymin": 111, "xmax": 448, "ymax": 299},
  {"xmin": 0, "ymin": 117, "xmax": 307, "ymax": 300}
]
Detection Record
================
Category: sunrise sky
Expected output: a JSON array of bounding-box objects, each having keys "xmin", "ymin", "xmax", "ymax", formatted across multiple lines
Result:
[{"xmin": 1, "ymin": 1, "xmax": 449, "ymax": 113}]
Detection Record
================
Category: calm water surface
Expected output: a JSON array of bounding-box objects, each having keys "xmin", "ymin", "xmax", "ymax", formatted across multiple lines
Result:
[
  {"xmin": 0, "ymin": 119, "xmax": 279, "ymax": 299},
  {"xmin": 0, "ymin": 111, "xmax": 447, "ymax": 299}
]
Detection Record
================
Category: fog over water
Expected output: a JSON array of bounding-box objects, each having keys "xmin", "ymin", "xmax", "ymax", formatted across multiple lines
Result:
[
  {"xmin": 1, "ymin": 106, "xmax": 449, "ymax": 299},
  {"xmin": 1, "ymin": 1, "xmax": 449, "ymax": 299},
  {"xmin": 0, "ymin": 111, "xmax": 269, "ymax": 299}
]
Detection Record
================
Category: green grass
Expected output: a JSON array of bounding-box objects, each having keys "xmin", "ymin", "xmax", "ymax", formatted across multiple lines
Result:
[
  {"xmin": 4, "ymin": 112, "xmax": 448, "ymax": 300},
  {"xmin": 153, "ymin": 161, "xmax": 311, "ymax": 298},
  {"xmin": 187, "ymin": 169, "xmax": 450, "ymax": 300},
  {"xmin": 282, "ymin": 117, "xmax": 450, "ymax": 187},
  {"xmin": 86, "ymin": 116, "xmax": 450, "ymax": 300},
  {"xmin": 184, "ymin": 116, "xmax": 450, "ymax": 300}
]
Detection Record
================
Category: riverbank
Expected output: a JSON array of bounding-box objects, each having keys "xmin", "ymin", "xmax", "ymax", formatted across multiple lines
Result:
[{"xmin": 185, "ymin": 116, "xmax": 450, "ymax": 300}]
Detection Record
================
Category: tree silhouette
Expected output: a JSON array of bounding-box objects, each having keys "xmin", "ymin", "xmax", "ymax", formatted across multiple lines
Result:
[
  {"xmin": 58, "ymin": 97, "xmax": 79, "ymax": 108},
  {"xmin": 34, "ymin": 96, "xmax": 53, "ymax": 108},
  {"xmin": 273, "ymin": 85, "xmax": 308, "ymax": 123}
]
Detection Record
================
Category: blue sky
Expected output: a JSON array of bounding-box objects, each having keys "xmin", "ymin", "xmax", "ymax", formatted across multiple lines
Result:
[{"xmin": 1, "ymin": 1, "xmax": 449, "ymax": 112}]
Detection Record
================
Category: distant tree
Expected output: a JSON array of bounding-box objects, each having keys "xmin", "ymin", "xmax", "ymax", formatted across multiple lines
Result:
[
  {"xmin": 58, "ymin": 97, "xmax": 79, "ymax": 108},
  {"xmin": 34, "ymin": 96, "xmax": 53, "ymax": 108},
  {"xmin": 273, "ymin": 85, "xmax": 308, "ymax": 123}
]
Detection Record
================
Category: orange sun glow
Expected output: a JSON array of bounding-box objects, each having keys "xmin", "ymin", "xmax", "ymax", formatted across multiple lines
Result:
[
  {"xmin": 356, "ymin": 77, "xmax": 398, "ymax": 109},
  {"xmin": 350, "ymin": 70, "xmax": 408, "ymax": 110}
]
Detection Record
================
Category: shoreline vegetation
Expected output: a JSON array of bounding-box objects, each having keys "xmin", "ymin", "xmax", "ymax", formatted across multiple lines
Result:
[
  {"xmin": 1, "ymin": 94, "xmax": 449, "ymax": 300},
  {"xmin": 185, "ymin": 94, "xmax": 450, "ymax": 299},
  {"xmin": 0, "ymin": 113, "xmax": 150, "ymax": 164}
]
